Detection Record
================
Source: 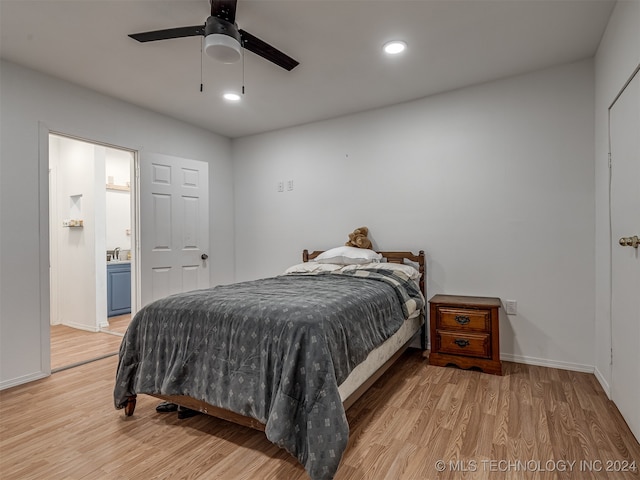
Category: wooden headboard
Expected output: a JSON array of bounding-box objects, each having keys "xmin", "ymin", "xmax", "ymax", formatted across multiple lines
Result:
[{"xmin": 302, "ymin": 249, "xmax": 426, "ymax": 297}]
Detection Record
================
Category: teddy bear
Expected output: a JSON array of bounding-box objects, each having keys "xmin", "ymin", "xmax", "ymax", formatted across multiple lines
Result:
[{"xmin": 345, "ymin": 226, "xmax": 372, "ymax": 249}]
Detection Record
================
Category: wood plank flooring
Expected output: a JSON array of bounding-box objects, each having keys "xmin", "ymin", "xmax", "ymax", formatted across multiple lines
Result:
[
  {"xmin": 1, "ymin": 350, "xmax": 638, "ymax": 479},
  {"xmin": 102, "ymin": 314, "xmax": 131, "ymax": 335},
  {"xmin": 50, "ymin": 315, "xmax": 130, "ymax": 371}
]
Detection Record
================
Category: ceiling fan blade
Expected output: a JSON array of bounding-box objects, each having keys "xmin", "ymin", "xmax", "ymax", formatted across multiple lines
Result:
[
  {"xmin": 239, "ymin": 29, "xmax": 299, "ymax": 71},
  {"xmin": 211, "ymin": 0, "xmax": 237, "ymax": 23},
  {"xmin": 129, "ymin": 25, "xmax": 205, "ymax": 43}
]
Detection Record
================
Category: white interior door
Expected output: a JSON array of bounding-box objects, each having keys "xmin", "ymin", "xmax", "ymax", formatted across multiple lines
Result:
[
  {"xmin": 609, "ymin": 67, "xmax": 640, "ymax": 442},
  {"xmin": 140, "ymin": 152, "xmax": 209, "ymax": 306}
]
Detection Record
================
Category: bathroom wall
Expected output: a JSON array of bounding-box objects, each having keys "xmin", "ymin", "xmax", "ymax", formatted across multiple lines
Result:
[
  {"xmin": 105, "ymin": 149, "xmax": 133, "ymax": 258},
  {"xmin": 49, "ymin": 135, "xmax": 106, "ymax": 331}
]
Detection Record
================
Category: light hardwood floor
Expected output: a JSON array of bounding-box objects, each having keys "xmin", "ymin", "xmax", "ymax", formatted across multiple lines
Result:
[
  {"xmin": 1, "ymin": 350, "xmax": 638, "ymax": 479},
  {"xmin": 50, "ymin": 315, "xmax": 131, "ymax": 371},
  {"xmin": 102, "ymin": 314, "xmax": 131, "ymax": 335}
]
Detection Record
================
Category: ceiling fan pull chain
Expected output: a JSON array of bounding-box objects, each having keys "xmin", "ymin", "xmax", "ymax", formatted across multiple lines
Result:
[{"xmin": 200, "ymin": 36, "xmax": 204, "ymax": 92}]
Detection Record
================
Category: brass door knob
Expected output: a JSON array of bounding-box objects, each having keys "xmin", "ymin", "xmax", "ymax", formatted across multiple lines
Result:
[{"xmin": 619, "ymin": 235, "xmax": 640, "ymax": 248}]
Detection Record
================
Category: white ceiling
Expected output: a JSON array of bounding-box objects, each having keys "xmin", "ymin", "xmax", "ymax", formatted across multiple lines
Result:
[{"xmin": 0, "ymin": 0, "xmax": 615, "ymax": 138}]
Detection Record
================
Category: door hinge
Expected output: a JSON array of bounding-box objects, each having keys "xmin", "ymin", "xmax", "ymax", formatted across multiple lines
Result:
[
  {"xmin": 610, "ymin": 347, "xmax": 613, "ymax": 365},
  {"xmin": 608, "ymin": 152, "xmax": 612, "ymax": 169}
]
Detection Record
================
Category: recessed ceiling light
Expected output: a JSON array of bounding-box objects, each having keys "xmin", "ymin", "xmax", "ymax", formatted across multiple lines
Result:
[
  {"xmin": 383, "ymin": 40, "xmax": 407, "ymax": 55},
  {"xmin": 223, "ymin": 92, "xmax": 241, "ymax": 101}
]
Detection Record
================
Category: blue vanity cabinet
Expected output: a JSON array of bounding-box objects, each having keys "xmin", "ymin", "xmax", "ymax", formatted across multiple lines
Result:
[{"xmin": 107, "ymin": 262, "xmax": 131, "ymax": 316}]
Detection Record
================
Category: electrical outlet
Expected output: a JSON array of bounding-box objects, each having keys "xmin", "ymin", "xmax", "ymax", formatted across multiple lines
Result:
[
  {"xmin": 505, "ymin": 300, "xmax": 517, "ymax": 315},
  {"xmin": 287, "ymin": 180, "xmax": 294, "ymax": 191},
  {"xmin": 277, "ymin": 181, "xmax": 284, "ymax": 192}
]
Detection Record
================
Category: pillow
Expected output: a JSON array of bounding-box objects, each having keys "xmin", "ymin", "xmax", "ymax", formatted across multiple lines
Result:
[
  {"xmin": 344, "ymin": 262, "xmax": 421, "ymax": 281},
  {"xmin": 402, "ymin": 258, "xmax": 421, "ymax": 272},
  {"xmin": 314, "ymin": 246, "xmax": 382, "ymax": 265},
  {"xmin": 283, "ymin": 262, "xmax": 343, "ymax": 274}
]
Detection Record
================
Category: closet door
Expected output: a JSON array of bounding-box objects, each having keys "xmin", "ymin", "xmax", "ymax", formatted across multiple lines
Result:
[{"xmin": 609, "ymin": 66, "xmax": 639, "ymax": 442}]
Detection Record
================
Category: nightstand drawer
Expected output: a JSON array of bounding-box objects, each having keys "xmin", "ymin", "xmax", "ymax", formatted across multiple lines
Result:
[
  {"xmin": 438, "ymin": 307, "xmax": 490, "ymax": 332},
  {"xmin": 436, "ymin": 331, "xmax": 491, "ymax": 358}
]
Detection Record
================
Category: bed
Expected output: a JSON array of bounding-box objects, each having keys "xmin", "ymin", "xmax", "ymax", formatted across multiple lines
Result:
[{"xmin": 114, "ymin": 248, "xmax": 426, "ymax": 480}]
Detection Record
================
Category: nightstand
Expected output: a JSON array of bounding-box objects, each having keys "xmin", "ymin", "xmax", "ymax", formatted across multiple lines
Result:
[{"xmin": 428, "ymin": 294, "xmax": 502, "ymax": 375}]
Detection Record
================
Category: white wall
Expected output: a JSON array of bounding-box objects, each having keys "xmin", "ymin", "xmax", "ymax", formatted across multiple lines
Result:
[
  {"xmin": 0, "ymin": 60, "xmax": 235, "ymax": 388},
  {"xmin": 593, "ymin": 0, "xmax": 640, "ymax": 393},
  {"xmin": 233, "ymin": 60, "xmax": 596, "ymax": 371},
  {"xmin": 105, "ymin": 148, "xmax": 132, "ymax": 254},
  {"xmin": 49, "ymin": 135, "xmax": 106, "ymax": 332}
]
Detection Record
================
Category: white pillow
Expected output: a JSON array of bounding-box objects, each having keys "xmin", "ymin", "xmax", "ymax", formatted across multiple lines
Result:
[
  {"xmin": 283, "ymin": 262, "xmax": 343, "ymax": 274},
  {"xmin": 314, "ymin": 246, "xmax": 382, "ymax": 265}
]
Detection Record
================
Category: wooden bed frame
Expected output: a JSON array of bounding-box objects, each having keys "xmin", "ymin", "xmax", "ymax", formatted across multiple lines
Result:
[{"xmin": 123, "ymin": 249, "xmax": 426, "ymax": 430}]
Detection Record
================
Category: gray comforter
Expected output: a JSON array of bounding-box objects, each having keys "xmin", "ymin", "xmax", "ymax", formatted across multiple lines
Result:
[{"xmin": 114, "ymin": 268, "xmax": 424, "ymax": 480}]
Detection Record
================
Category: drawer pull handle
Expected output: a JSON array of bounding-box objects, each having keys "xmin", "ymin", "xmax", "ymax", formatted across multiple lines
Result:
[
  {"xmin": 454, "ymin": 339, "xmax": 470, "ymax": 348},
  {"xmin": 455, "ymin": 315, "xmax": 470, "ymax": 325}
]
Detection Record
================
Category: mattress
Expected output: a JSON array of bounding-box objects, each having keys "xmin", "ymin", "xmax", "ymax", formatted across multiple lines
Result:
[{"xmin": 338, "ymin": 308, "xmax": 423, "ymax": 401}]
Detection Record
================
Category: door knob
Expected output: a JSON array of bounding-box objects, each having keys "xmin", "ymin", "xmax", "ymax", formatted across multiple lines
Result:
[
  {"xmin": 619, "ymin": 235, "xmax": 639, "ymax": 248},
  {"xmin": 201, "ymin": 253, "xmax": 209, "ymax": 260}
]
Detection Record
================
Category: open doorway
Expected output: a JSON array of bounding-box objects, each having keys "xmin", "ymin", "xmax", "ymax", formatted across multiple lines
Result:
[{"xmin": 48, "ymin": 133, "xmax": 137, "ymax": 371}]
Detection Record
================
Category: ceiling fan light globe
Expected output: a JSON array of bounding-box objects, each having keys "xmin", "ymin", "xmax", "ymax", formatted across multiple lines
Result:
[{"xmin": 205, "ymin": 33, "xmax": 242, "ymax": 63}]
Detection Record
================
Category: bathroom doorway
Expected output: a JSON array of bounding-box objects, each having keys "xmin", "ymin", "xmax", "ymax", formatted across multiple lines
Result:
[{"xmin": 48, "ymin": 133, "xmax": 137, "ymax": 371}]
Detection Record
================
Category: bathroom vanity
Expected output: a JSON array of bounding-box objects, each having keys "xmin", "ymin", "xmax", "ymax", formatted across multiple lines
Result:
[{"xmin": 107, "ymin": 262, "xmax": 131, "ymax": 317}]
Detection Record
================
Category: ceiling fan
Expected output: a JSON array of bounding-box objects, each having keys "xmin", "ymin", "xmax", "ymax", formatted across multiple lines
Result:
[{"xmin": 128, "ymin": 0, "xmax": 299, "ymax": 71}]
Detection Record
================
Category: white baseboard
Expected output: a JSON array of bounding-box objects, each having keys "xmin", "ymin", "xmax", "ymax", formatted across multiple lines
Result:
[
  {"xmin": 499, "ymin": 352, "xmax": 594, "ymax": 373},
  {"xmin": 593, "ymin": 366, "xmax": 611, "ymax": 398},
  {"xmin": 62, "ymin": 321, "xmax": 99, "ymax": 333},
  {"xmin": 421, "ymin": 342, "xmax": 596, "ymax": 374},
  {"xmin": 0, "ymin": 371, "xmax": 48, "ymax": 391}
]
